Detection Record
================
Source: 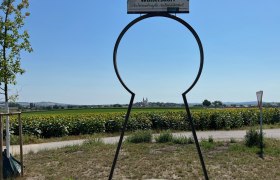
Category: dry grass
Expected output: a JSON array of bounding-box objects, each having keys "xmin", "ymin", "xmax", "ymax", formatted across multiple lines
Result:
[
  {"xmin": 17, "ymin": 139, "xmax": 280, "ymax": 179},
  {"xmin": 9, "ymin": 133, "xmax": 120, "ymax": 145}
]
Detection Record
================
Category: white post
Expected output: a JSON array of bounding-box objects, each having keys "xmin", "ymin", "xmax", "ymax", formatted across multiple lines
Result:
[{"xmin": 5, "ymin": 102, "xmax": 10, "ymax": 158}]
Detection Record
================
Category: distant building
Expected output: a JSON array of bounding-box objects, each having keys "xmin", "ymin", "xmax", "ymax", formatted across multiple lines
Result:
[{"xmin": 142, "ymin": 97, "xmax": 149, "ymax": 107}]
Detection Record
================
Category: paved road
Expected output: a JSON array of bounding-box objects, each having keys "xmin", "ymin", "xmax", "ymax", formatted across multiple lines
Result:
[{"xmin": 8, "ymin": 128, "xmax": 280, "ymax": 155}]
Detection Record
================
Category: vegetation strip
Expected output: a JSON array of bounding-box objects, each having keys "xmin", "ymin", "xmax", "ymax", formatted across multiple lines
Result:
[{"xmin": 6, "ymin": 108, "xmax": 280, "ymax": 138}]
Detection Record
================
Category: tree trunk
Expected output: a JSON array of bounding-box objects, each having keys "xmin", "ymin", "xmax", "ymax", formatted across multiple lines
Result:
[
  {"xmin": 5, "ymin": 83, "xmax": 10, "ymax": 158},
  {"xmin": 3, "ymin": 0, "xmax": 12, "ymax": 158}
]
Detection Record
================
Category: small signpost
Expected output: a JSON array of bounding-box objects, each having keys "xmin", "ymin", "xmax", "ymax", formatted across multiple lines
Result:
[
  {"xmin": 256, "ymin": 90, "xmax": 264, "ymax": 158},
  {"xmin": 127, "ymin": 0, "xmax": 189, "ymax": 14}
]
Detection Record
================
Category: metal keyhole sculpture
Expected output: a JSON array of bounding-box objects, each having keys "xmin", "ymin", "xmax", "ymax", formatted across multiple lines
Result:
[{"xmin": 109, "ymin": 13, "xmax": 209, "ymax": 180}]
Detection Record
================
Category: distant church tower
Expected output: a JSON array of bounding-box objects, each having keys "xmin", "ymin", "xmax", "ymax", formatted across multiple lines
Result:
[{"xmin": 142, "ymin": 97, "xmax": 149, "ymax": 107}]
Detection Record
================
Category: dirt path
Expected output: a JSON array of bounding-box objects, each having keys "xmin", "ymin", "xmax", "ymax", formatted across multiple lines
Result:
[{"xmin": 9, "ymin": 128, "xmax": 280, "ymax": 155}]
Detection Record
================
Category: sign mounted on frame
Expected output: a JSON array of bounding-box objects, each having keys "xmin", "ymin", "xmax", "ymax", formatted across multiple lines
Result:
[
  {"xmin": 256, "ymin": 90, "xmax": 263, "ymax": 109},
  {"xmin": 127, "ymin": 0, "xmax": 189, "ymax": 14}
]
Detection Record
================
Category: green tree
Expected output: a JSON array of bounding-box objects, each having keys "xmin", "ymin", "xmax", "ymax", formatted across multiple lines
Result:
[
  {"xmin": 213, "ymin": 100, "xmax": 223, "ymax": 107},
  {"xmin": 0, "ymin": 0, "xmax": 32, "ymax": 157},
  {"xmin": 0, "ymin": 0, "xmax": 32, "ymax": 101},
  {"xmin": 202, "ymin": 99, "xmax": 211, "ymax": 107}
]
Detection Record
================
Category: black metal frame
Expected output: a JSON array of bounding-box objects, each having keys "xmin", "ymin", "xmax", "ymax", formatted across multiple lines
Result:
[{"xmin": 109, "ymin": 13, "xmax": 208, "ymax": 180}]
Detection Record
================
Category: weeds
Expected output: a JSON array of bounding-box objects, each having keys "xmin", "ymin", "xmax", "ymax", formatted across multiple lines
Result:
[
  {"xmin": 172, "ymin": 136, "xmax": 189, "ymax": 144},
  {"xmin": 10, "ymin": 134, "xmax": 43, "ymax": 145},
  {"xmin": 245, "ymin": 129, "xmax": 263, "ymax": 147},
  {"xmin": 187, "ymin": 136, "xmax": 194, "ymax": 144},
  {"xmin": 230, "ymin": 138, "xmax": 237, "ymax": 143},
  {"xmin": 83, "ymin": 138, "xmax": 104, "ymax": 146},
  {"xmin": 155, "ymin": 131, "xmax": 173, "ymax": 143},
  {"xmin": 208, "ymin": 136, "xmax": 214, "ymax": 143},
  {"xmin": 201, "ymin": 138, "xmax": 215, "ymax": 149},
  {"xmin": 126, "ymin": 130, "xmax": 152, "ymax": 143}
]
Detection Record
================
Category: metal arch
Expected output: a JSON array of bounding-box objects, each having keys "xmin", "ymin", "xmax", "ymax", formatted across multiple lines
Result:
[
  {"xmin": 110, "ymin": 13, "xmax": 208, "ymax": 180},
  {"xmin": 113, "ymin": 12, "xmax": 204, "ymax": 96}
]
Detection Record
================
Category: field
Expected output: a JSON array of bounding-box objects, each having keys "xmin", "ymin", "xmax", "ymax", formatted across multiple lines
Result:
[
  {"xmin": 18, "ymin": 138, "xmax": 280, "ymax": 179},
  {"xmin": 23, "ymin": 107, "xmax": 186, "ymax": 115},
  {"xmin": 8, "ymin": 107, "xmax": 280, "ymax": 139}
]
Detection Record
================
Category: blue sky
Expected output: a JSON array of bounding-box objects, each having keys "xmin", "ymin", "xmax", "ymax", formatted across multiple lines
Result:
[{"xmin": 13, "ymin": 1, "xmax": 280, "ymax": 105}]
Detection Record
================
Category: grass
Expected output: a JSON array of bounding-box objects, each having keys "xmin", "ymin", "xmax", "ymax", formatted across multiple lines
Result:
[
  {"xmin": 126, "ymin": 130, "xmax": 152, "ymax": 143},
  {"xmin": 172, "ymin": 136, "xmax": 189, "ymax": 144},
  {"xmin": 239, "ymin": 123, "xmax": 280, "ymax": 130},
  {"xmin": 8, "ymin": 133, "xmax": 118, "ymax": 145},
  {"xmin": 83, "ymin": 138, "xmax": 104, "ymax": 146},
  {"xmin": 8, "ymin": 123, "xmax": 280, "ymax": 145},
  {"xmin": 10, "ymin": 134, "xmax": 45, "ymax": 145},
  {"xmin": 17, "ymin": 138, "xmax": 280, "ymax": 179},
  {"xmin": 155, "ymin": 131, "xmax": 195, "ymax": 145},
  {"xmin": 9, "ymin": 130, "xmax": 158, "ymax": 145},
  {"xmin": 155, "ymin": 131, "xmax": 173, "ymax": 143},
  {"xmin": 201, "ymin": 138, "xmax": 216, "ymax": 149}
]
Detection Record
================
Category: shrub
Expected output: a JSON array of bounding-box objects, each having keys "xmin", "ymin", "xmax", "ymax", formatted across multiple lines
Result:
[
  {"xmin": 245, "ymin": 129, "xmax": 262, "ymax": 147},
  {"xmin": 126, "ymin": 130, "xmax": 152, "ymax": 143},
  {"xmin": 208, "ymin": 136, "xmax": 214, "ymax": 143},
  {"xmin": 172, "ymin": 136, "xmax": 189, "ymax": 144},
  {"xmin": 188, "ymin": 136, "xmax": 194, "ymax": 144},
  {"xmin": 155, "ymin": 131, "xmax": 173, "ymax": 143},
  {"xmin": 230, "ymin": 138, "xmax": 237, "ymax": 143}
]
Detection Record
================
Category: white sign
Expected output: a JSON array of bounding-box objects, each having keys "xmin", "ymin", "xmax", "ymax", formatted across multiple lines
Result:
[
  {"xmin": 256, "ymin": 90, "xmax": 263, "ymax": 109},
  {"xmin": 127, "ymin": 0, "xmax": 189, "ymax": 14}
]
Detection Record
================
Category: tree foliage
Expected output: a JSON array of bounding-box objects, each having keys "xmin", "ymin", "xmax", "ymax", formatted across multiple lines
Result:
[
  {"xmin": 202, "ymin": 99, "xmax": 211, "ymax": 107},
  {"xmin": 0, "ymin": 0, "xmax": 32, "ymax": 101},
  {"xmin": 213, "ymin": 100, "xmax": 223, "ymax": 107}
]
